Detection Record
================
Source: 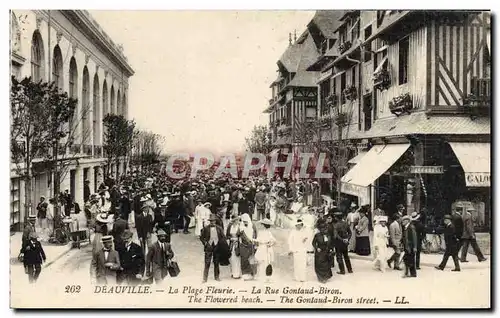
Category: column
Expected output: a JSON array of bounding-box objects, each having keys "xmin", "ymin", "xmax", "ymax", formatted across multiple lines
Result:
[
  {"xmin": 74, "ymin": 166, "xmax": 84, "ymax": 208},
  {"xmin": 88, "ymin": 166, "xmax": 95, "ymax": 197}
]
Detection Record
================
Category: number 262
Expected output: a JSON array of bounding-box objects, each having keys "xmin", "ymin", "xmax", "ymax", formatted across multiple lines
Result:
[{"xmin": 65, "ymin": 285, "xmax": 81, "ymax": 293}]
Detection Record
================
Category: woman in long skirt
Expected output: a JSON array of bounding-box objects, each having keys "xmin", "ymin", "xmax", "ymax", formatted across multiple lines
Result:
[
  {"xmin": 226, "ymin": 216, "xmax": 242, "ymax": 279},
  {"xmin": 254, "ymin": 219, "xmax": 276, "ymax": 282},
  {"xmin": 91, "ymin": 212, "xmax": 113, "ymax": 255},
  {"xmin": 372, "ymin": 216, "xmax": 389, "ymax": 272},
  {"xmin": 238, "ymin": 213, "xmax": 257, "ymax": 281},
  {"xmin": 312, "ymin": 220, "xmax": 333, "ymax": 283},
  {"xmin": 355, "ymin": 209, "xmax": 371, "ymax": 256}
]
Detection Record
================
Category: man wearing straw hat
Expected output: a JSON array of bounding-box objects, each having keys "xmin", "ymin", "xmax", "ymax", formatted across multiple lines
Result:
[
  {"xmin": 200, "ymin": 214, "xmax": 227, "ymax": 283},
  {"xmin": 145, "ymin": 229, "xmax": 175, "ymax": 284},
  {"xmin": 90, "ymin": 235, "xmax": 121, "ymax": 285},
  {"xmin": 20, "ymin": 232, "xmax": 46, "ymax": 284}
]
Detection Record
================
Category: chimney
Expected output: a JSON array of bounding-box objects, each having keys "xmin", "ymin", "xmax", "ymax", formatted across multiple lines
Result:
[
  {"xmin": 294, "ymin": 29, "xmax": 297, "ymax": 42},
  {"xmin": 289, "ymin": 33, "xmax": 292, "ymax": 45}
]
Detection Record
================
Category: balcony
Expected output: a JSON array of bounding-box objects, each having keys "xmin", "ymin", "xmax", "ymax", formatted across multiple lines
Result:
[
  {"xmin": 93, "ymin": 145, "xmax": 103, "ymax": 158},
  {"xmin": 70, "ymin": 144, "xmax": 82, "ymax": 154},
  {"xmin": 82, "ymin": 144, "xmax": 93, "ymax": 156}
]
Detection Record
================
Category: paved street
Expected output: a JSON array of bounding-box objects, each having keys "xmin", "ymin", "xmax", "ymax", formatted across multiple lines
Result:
[{"xmin": 11, "ymin": 224, "xmax": 490, "ymax": 308}]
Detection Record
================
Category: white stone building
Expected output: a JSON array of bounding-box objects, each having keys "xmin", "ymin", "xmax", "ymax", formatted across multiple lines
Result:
[{"xmin": 10, "ymin": 10, "xmax": 134, "ymax": 231}]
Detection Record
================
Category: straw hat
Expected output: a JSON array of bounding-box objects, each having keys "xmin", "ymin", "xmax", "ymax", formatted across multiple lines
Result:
[
  {"xmin": 101, "ymin": 235, "xmax": 114, "ymax": 243},
  {"xmin": 260, "ymin": 218, "xmax": 274, "ymax": 226},
  {"xmin": 96, "ymin": 212, "xmax": 114, "ymax": 223}
]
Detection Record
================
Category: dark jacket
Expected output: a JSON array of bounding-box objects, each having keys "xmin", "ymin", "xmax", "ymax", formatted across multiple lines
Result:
[
  {"xmin": 146, "ymin": 241, "xmax": 174, "ymax": 276},
  {"xmin": 110, "ymin": 218, "xmax": 129, "ymax": 249},
  {"xmin": 443, "ymin": 223, "xmax": 460, "ymax": 251},
  {"xmin": 402, "ymin": 223, "xmax": 418, "ymax": 253},
  {"xmin": 451, "ymin": 212, "xmax": 464, "ymax": 238},
  {"xmin": 135, "ymin": 213, "xmax": 153, "ymax": 239},
  {"xmin": 118, "ymin": 242, "xmax": 145, "ymax": 277},
  {"xmin": 21, "ymin": 239, "xmax": 46, "ymax": 265},
  {"xmin": 412, "ymin": 220, "xmax": 426, "ymax": 243},
  {"xmin": 120, "ymin": 196, "xmax": 132, "ymax": 217},
  {"xmin": 200, "ymin": 225, "xmax": 226, "ymax": 252}
]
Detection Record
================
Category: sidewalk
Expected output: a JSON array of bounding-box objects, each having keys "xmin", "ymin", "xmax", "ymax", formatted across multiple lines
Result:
[
  {"xmin": 10, "ymin": 211, "xmax": 88, "ymax": 269},
  {"xmin": 271, "ymin": 227, "xmax": 490, "ymax": 270}
]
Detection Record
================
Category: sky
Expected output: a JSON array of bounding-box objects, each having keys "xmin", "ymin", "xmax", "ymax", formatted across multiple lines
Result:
[{"xmin": 89, "ymin": 10, "xmax": 315, "ymax": 155}]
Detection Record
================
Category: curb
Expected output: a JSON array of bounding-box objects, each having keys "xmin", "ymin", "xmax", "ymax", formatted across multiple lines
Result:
[{"xmin": 42, "ymin": 243, "xmax": 74, "ymax": 269}]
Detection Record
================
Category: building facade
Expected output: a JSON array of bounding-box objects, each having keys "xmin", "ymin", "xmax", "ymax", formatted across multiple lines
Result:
[
  {"xmin": 266, "ymin": 10, "xmax": 491, "ymax": 233},
  {"xmin": 10, "ymin": 10, "xmax": 134, "ymax": 231}
]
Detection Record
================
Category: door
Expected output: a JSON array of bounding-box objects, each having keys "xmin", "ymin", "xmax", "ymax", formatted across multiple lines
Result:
[{"xmin": 70, "ymin": 170, "xmax": 76, "ymax": 201}]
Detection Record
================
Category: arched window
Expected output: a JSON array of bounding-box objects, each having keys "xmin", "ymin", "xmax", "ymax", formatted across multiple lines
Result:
[
  {"xmin": 52, "ymin": 45, "xmax": 63, "ymax": 89},
  {"xmin": 82, "ymin": 66, "xmax": 90, "ymax": 144},
  {"xmin": 102, "ymin": 80, "xmax": 108, "ymax": 117},
  {"xmin": 110, "ymin": 85, "xmax": 115, "ymax": 114},
  {"xmin": 31, "ymin": 31, "xmax": 45, "ymax": 82},
  {"xmin": 68, "ymin": 57, "xmax": 78, "ymax": 129},
  {"xmin": 117, "ymin": 89, "xmax": 121, "ymax": 116},
  {"xmin": 93, "ymin": 73, "xmax": 100, "ymax": 146}
]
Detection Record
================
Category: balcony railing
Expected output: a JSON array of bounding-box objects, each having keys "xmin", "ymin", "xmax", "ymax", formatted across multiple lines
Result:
[
  {"xmin": 83, "ymin": 144, "xmax": 93, "ymax": 156},
  {"xmin": 465, "ymin": 78, "xmax": 491, "ymax": 108},
  {"xmin": 93, "ymin": 145, "xmax": 103, "ymax": 158},
  {"xmin": 70, "ymin": 144, "xmax": 81, "ymax": 154}
]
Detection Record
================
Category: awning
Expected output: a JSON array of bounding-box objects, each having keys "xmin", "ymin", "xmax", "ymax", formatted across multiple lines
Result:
[
  {"xmin": 449, "ymin": 142, "xmax": 490, "ymax": 187},
  {"xmin": 374, "ymin": 57, "xmax": 388, "ymax": 74},
  {"xmin": 348, "ymin": 151, "xmax": 368, "ymax": 164},
  {"xmin": 341, "ymin": 144, "xmax": 411, "ymax": 187}
]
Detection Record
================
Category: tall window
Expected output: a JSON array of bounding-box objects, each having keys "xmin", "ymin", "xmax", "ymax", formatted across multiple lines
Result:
[
  {"xmin": 364, "ymin": 26, "xmax": 373, "ymax": 62},
  {"xmin": 102, "ymin": 80, "xmax": 108, "ymax": 117},
  {"xmin": 93, "ymin": 74, "xmax": 100, "ymax": 145},
  {"xmin": 110, "ymin": 86, "xmax": 115, "ymax": 114},
  {"xmin": 117, "ymin": 89, "xmax": 121, "ymax": 117},
  {"xmin": 351, "ymin": 67, "xmax": 356, "ymax": 86},
  {"xmin": 69, "ymin": 57, "xmax": 78, "ymax": 129},
  {"xmin": 320, "ymin": 80, "xmax": 330, "ymax": 115},
  {"xmin": 52, "ymin": 45, "xmax": 63, "ymax": 89},
  {"xmin": 30, "ymin": 31, "xmax": 44, "ymax": 82},
  {"xmin": 82, "ymin": 66, "xmax": 90, "ymax": 144},
  {"xmin": 398, "ymin": 36, "xmax": 409, "ymax": 85}
]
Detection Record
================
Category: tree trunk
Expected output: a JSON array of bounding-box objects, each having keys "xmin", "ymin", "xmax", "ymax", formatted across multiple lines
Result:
[{"xmin": 23, "ymin": 174, "xmax": 32, "ymax": 227}]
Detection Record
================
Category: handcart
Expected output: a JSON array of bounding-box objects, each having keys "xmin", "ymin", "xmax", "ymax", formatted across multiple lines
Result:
[{"xmin": 62, "ymin": 217, "xmax": 91, "ymax": 249}]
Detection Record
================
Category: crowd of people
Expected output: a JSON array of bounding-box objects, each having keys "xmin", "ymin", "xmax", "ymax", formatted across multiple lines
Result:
[{"xmin": 18, "ymin": 165, "xmax": 487, "ymax": 285}]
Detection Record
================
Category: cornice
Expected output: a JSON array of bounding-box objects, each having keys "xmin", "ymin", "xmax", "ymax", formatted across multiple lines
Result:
[{"xmin": 60, "ymin": 10, "xmax": 134, "ymax": 77}]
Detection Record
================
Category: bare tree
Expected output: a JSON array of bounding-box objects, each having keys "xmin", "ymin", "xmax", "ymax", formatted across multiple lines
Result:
[{"xmin": 131, "ymin": 130, "xmax": 165, "ymax": 170}]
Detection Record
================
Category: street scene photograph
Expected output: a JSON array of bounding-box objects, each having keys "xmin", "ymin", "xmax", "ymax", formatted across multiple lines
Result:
[{"xmin": 9, "ymin": 9, "xmax": 491, "ymax": 309}]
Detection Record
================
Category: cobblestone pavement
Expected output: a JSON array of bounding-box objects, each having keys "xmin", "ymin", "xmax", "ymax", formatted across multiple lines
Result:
[{"xmin": 11, "ymin": 225, "xmax": 490, "ymax": 308}]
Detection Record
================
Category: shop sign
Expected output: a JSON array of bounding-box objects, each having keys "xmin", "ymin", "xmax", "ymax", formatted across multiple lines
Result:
[
  {"xmin": 465, "ymin": 173, "xmax": 490, "ymax": 187},
  {"xmin": 409, "ymin": 166, "xmax": 444, "ymax": 174},
  {"xmin": 341, "ymin": 182, "xmax": 370, "ymax": 200}
]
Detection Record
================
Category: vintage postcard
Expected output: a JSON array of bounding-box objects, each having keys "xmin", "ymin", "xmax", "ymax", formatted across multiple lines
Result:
[{"xmin": 9, "ymin": 9, "xmax": 491, "ymax": 309}]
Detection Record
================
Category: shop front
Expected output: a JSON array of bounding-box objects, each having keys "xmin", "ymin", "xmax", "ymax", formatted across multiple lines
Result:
[{"xmin": 340, "ymin": 143, "xmax": 411, "ymax": 212}]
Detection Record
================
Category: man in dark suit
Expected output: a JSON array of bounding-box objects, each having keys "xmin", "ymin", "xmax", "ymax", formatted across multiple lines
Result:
[
  {"xmin": 20, "ymin": 232, "xmax": 46, "ymax": 284},
  {"xmin": 135, "ymin": 206, "xmax": 153, "ymax": 254},
  {"xmin": 200, "ymin": 214, "xmax": 227, "ymax": 283},
  {"xmin": 119, "ymin": 191, "xmax": 132, "ymax": 221},
  {"xmin": 90, "ymin": 235, "xmax": 121, "ymax": 284},
  {"xmin": 110, "ymin": 214, "xmax": 129, "ymax": 251},
  {"xmin": 401, "ymin": 215, "xmax": 418, "ymax": 278},
  {"xmin": 117, "ymin": 230, "xmax": 145, "ymax": 285},
  {"xmin": 411, "ymin": 211, "xmax": 426, "ymax": 270},
  {"xmin": 435, "ymin": 215, "xmax": 461, "ymax": 271},
  {"xmin": 451, "ymin": 207, "xmax": 464, "ymax": 250},
  {"xmin": 154, "ymin": 202, "xmax": 172, "ymax": 243},
  {"xmin": 460, "ymin": 208, "xmax": 487, "ymax": 263},
  {"xmin": 146, "ymin": 229, "xmax": 174, "ymax": 284},
  {"xmin": 333, "ymin": 211, "xmax": 353, "ymax": 275}
]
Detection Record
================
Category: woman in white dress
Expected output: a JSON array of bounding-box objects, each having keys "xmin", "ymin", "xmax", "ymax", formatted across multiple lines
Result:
[
  {"xmin": 267, "ymin": 195, "xmax": 277, "ymax": 224},
  {"xmin": 372, "ymin": 216, "xmax": 390, "ymax": 272},
  {"xmin": 226, "ymin": 216, "xmax": 242, "ymax": 279},
  {"xmin": 254, "ymin": 219, "xmax": 276, "ymax": 282},
  {"xmin": 194, "ymin": 200, "xmax": 204, "ymax": 237}
]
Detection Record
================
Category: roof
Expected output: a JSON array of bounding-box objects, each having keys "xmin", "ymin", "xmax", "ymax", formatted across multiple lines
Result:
[
  {"xmin": 309, "ymin": 10, "xmax": 345, "ymax": 38},
  {"xmin": 287, "ymin": 71, "xmax": 320, "ymax": 87},
  {"xmin": 306, "ymin": 42, "xmax": 340, "ymax": 71},
  {"xmin": 278, "ymin": 43, "xmax": 303, "ymax": 72}
]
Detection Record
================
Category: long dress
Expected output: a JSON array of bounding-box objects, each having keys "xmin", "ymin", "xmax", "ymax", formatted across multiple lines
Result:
[
  {"xmin": 91, "ymin": 222, "xmax": 108, "ymax": 256},
  {"xmin": 226, "ymin": 222, "xmax": 242, "ymax": 279},
  {"xmin": 268, "ymin": 198, "xmax": 277, "ymax": 224},
  {"xmin": 355, "ymin": 216, "xmax": 371, "ymax": 256},
  {"xmin": 254, "ymin": 228, "xmax": 276, "ymax": 280},
  {"xmin": 288, "ymin": 228, "xmax": 310, "ymax": 282},
  {"xmin": 194, "ymin": 204, "xmax": 203, "ymax": 236},
  {"xmin": 372, "ymin": 224, "xmax": 389, "ymax": 272},
  {"xmin": 312, "ymin": 232, "xmax": 333, "ymax": 282},
  {"xmin": 239, "ymin": 217, "xmax": 257, "ymax": 280}
]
